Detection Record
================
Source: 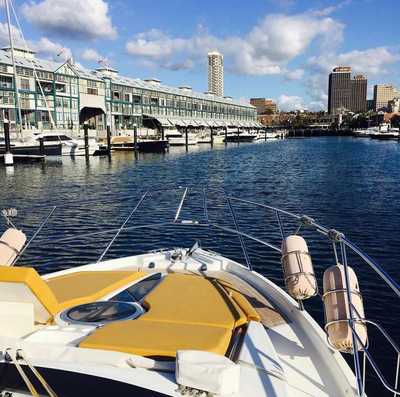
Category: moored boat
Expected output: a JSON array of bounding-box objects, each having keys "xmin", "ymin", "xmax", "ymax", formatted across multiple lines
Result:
[{"xmin": 0, "ymin": 188, "xmax": 398, "ymax": 397}]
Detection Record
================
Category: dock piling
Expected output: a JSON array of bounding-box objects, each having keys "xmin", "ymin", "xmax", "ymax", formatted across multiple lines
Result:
[
  {"xmin": 160, "ymin": 126, "xmax": 165, "ymax": 141},
  {"xmin": 224, "ymin": 126, "xmax": 228, "ymax": 145},
  {"xmin": 39, "ymin": 137, "xmax": 45, "ymax": 155},
  {"xmin": 185, "ymin": 127, "xmax": 188, "ymax": 150},
  {"xmin": 237, "ymin": 127, "xmax": 240, "ymax": 144},
  {"xmin": 83, "ymin": 123, "xmax": 89, "ymax": 157},
  {"xmin": 106, "ymin": 125, "xmax": 112, "ymax": 155},
  {"xmin": 3, "ymin": 119, "xmax": 13, "ymax": 166},
  {"xmin": 210, "ymin": 127, "xmax": 214, "ymax": 147},
  {"xmin": 133, "ymin": 124, "xmax": 138, "ymax": 151}
]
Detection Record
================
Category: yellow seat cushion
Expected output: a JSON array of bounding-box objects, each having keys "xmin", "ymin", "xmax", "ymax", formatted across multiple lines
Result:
[
  {"xmin": 0, "ymin": 266, "xmax": 148, "ymax": 323},
  {"xmin": 80, "ymin": 320, "xmax": 232, "ymax": 357},
  {"xmin": 46, "ymin": 271, "xmax": 148, "ymax": 310},
  {"xmin": 142, "ymin": 273, "xmax": 246, "ymax": 329},
  {"xmin": 0, "ymin": 266, "xmax": 59, "ymax": 323}
]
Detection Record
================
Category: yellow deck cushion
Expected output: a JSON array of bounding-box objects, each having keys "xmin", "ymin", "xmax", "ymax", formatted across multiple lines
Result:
[
  {"xmin": 80, "ymin": 320, "xmax": 232, "ymax": 357},
  {"xmin": 0, "ymin": 266, "xmax": 59, "ymax": 323},
  {"xmin": 46, "ymin": 271, "xmax": 148, "ymax": 310},
  {"xmin": 0, "ymin": 266, "xmax": 148, "ymax": 323},
  {"xmin": 142, "ymin": 273, "xmax": 246, "ymax": 329}
]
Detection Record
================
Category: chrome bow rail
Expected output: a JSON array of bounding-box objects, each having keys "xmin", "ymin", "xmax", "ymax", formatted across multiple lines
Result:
[{"xmin": 6, "ymin": 186, "xmax": 400, "ymax": 397}]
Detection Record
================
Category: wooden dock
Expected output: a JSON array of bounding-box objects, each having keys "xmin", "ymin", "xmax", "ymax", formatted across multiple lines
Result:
[{"xmin": 1, "ymin": 154, "xmax": 45, "ymax": 164}]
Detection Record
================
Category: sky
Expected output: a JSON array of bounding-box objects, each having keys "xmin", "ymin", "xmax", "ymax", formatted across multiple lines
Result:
[{"xmin": 0, "ymin": 0, "xmax": 399, "ymax": 111}]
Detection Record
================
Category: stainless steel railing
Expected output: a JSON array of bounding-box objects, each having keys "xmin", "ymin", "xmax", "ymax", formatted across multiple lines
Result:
[{"xmin": 5, "ymin": 185, "xmax": 400, "ymax": 396}]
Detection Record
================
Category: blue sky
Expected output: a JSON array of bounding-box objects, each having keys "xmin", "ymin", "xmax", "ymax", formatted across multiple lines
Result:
[{"xmin": 1, "ymin": 0, "xmax": 399, "ymax": 110}]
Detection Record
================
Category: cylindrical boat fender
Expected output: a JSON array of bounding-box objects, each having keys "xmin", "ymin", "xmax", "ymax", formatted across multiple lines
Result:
[
  {"xmin": 323, "ymin": 264, "xmax": 367, "ymax": 353},
  {"xmin": 281, "ymin": 235, "xmax": 317, "ymax": 300},
  {"xmin": 0, "ymin": 228, "xmax": 27, "ymax": 266}
]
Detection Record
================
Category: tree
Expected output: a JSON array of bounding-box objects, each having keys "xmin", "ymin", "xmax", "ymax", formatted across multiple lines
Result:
[{"xmin": 391, "ymin": 115, "xmax": 400, "ymax": 128}]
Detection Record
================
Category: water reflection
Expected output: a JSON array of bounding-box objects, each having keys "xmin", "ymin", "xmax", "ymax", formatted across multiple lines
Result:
[{"xmin": 1, "ymin": 137, "xmax": 399, "ymax": 396}]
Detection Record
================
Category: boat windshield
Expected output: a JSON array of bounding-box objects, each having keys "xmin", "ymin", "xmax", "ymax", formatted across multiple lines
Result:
[
  {"xmin": 59, "ymin": 135, "xmax": 73, "ymax": 141},
  {"xmin": 37, "ymin": 135, "xmax": 73, "ymax": 142}
]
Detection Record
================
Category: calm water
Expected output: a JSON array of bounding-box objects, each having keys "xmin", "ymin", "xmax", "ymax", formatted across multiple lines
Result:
[{"xmin": 1, "ymin": 137, "xmax": 399, "ymax": 395}]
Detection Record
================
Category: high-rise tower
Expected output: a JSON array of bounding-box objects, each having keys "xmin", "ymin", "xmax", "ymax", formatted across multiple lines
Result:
[
  {"xmin": 208, "ymin": 51, "xmax": 224, "ymax": 97},
  {"xmin": 328, "ymin": 67, "xmax": 367, "ymax": 114}
]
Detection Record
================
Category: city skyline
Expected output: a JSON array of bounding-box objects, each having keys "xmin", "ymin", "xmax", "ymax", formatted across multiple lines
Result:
[{"xmin": 0, "ymin": 0, "xmax": 398, "ymax": 112}]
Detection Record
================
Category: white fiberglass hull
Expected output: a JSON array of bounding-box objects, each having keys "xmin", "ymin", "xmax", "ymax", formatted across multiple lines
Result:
[
  {"xmin": 167, "ymin": 137, "xmax": 197, "ymax": 146},
  {"xmin": 0, "ymin": 248, "xmax": 359, "ymax": 397}
]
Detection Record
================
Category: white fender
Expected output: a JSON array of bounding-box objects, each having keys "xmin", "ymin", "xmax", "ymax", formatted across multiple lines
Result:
[
  {"xmin": 0, "ymin": 228, "xmax": 26, "ymax": 266},
  {"xmin": 281, "ymin": 235, "xmax": 317, "ymax": 300},
  {"xmin": 323, "ymin": 264, "xmax": 367, "ymax": 352}
]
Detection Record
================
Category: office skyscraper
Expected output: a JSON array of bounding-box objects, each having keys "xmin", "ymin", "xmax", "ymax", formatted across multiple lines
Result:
[
  {"xmin": 328, "ymin": 67, "xmax": 367, "ymax": 114},
  {"xmin": 373, "ymin": 84, "xmax": 399, "ymax": 111},
  {"xmin": 351, "ymin": 75, "xmax": 367, "ymax": 113},
  {"xmin": 208, "ymin": 51, "xmax": 224, "ymax": 97}
]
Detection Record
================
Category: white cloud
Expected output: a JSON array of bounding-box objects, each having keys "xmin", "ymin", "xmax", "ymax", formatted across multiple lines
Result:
[
  {"xmin": 0, "ymin": 22, "xmax": 72, "ymax": 61},
  {"xmin": 284, "ymin": 68, "xmax": 305, "ymax": 81},
  {"xmin": 21, "ymin": 0, "xmax": 117, "ymax": 40},
  {"xmin": 305, "ymin": 47, "xmax": 400, "ymax": 108},
  {"xmin": 33, "ymin": 37, "xmax": 72, "ymax": 60},
  {"xmin": 81, "ymin": 48, "xmax": 102, "ymax": 62},
  {"xmin": 308, "ymin": 47, "xmax": 399, "ymax": 76},
  {"xmin": 0, "ymin": 21, "xmax": 24, "ymax": 47},
  {"xmin": 125, "ymin": 12, "xmax": 343, "ymax": 76},
  {"xmin": 278, "ymin": 94, "xmax": 306, "ymax": 111},
  {"xmin": 310, "ymin": 0, "xmax": 352, "ymax": 17}
]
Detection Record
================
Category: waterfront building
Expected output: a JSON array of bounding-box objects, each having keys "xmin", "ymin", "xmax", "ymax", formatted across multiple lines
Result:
[
  {"xmin": 388, "ymin": 97, "xmax": 400, "ymax": 113},
  {"xmin": 328, "ymin": 67, "xmax": 367, "ymax": 114},
  {"xmin": 373, "ymin": 84, "xmax": 399, "ymax": 112},
  {"xmin": 0, "ymin": 48, "xmax": 258, "ymax": 133},
  {"xmin": 351, "ymin": 75, "xmax": 367, "ymax": 113},
  {"xmin": 207, "ymin": 51, "xmax": 224, "ymax": 97},
  {"xmin": 258, "ymin": 113, "xmax": 280, "ymax": 126},
  {"xmin": 250, "ymin": 98, "xmax": 277, "ymax": 115}
]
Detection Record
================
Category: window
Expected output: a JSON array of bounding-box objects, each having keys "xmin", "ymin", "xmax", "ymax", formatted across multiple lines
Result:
[
  {"xmin": 133, "ymin": 95, "xmax": 141, "ymax": 104},
  {"xmin": 16, "ymin": 66, "xmax": 33, "ymax": 77},
  {"xmin": 55, "ymin": 83, "xmax": 66, "ymax": 93},
  {"xmin": 20, "ymin": 78, "xmax": 30, "ymax": 90},
  {"xmin": 63, "ymin": 301, "xmax": 139, "ymax": 325},
  {"xmin": 111, "ymin": 273, "xmax": 162, "ymax": 302},
  {"xmin": 87, "ymin": 87, "xmax": 98, "ymax": 95},
  {"xmin": 87, "ymin": 80, "xmax": 98, "ymax": 88},
  {"xmin": 42, "ymin": 136, "xmax": 61, "ymax": 142},
  {"xmin": 124, "ymin": 93, "xmax": 130, "ymax": 102},
  {"xmin": 113, "ymin": 91, "xmax": 120, "ymax": 100},
  {"xmin": 0, "ymin": 75, "xmax": 13, "ymax": 89},
  {"xmin": 59, "ymin": 135, "xmax": 72, "ymax": 141},
  {"xmin": 36, "ymin": 71, "xmax": 53, "ymax": 80}
]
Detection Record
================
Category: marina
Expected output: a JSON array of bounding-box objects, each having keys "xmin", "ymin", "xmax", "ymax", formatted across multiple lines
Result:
[
  {"xmin": 1, "ymin": 137, "xmax": 400, "ymax": 396},
  {"xmin": 0, "ymin": 0, "xmax": 399, "ymax": 395}
]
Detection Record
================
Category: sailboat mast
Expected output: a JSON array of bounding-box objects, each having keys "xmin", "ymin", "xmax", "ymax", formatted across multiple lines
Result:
[{"xmin": 5, "ymin": 0, "xmax": 23, "ymax": 135}]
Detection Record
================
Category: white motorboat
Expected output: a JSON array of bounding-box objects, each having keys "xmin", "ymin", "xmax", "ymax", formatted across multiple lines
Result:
[
  {"xmin": 224, "ymin": 132, "xmax": 256, "ymax": 142},
  {"xmin": 0, "ymin": 188, "xmax": 398, "ymax": 397},
  {"xmin": 0, "ymin": 132, "xmax": 99, "ymax": 156},
  {"xmin": 196, "ymin": 130, "xmax": 212, "ymax": 144},
  {"xmin": 34, "ymin": 133, "xmax": 99, "ymax": 156},
  {"xmin": 165, "ymin": 129, "xmax": 197, "ymax": 146}
]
